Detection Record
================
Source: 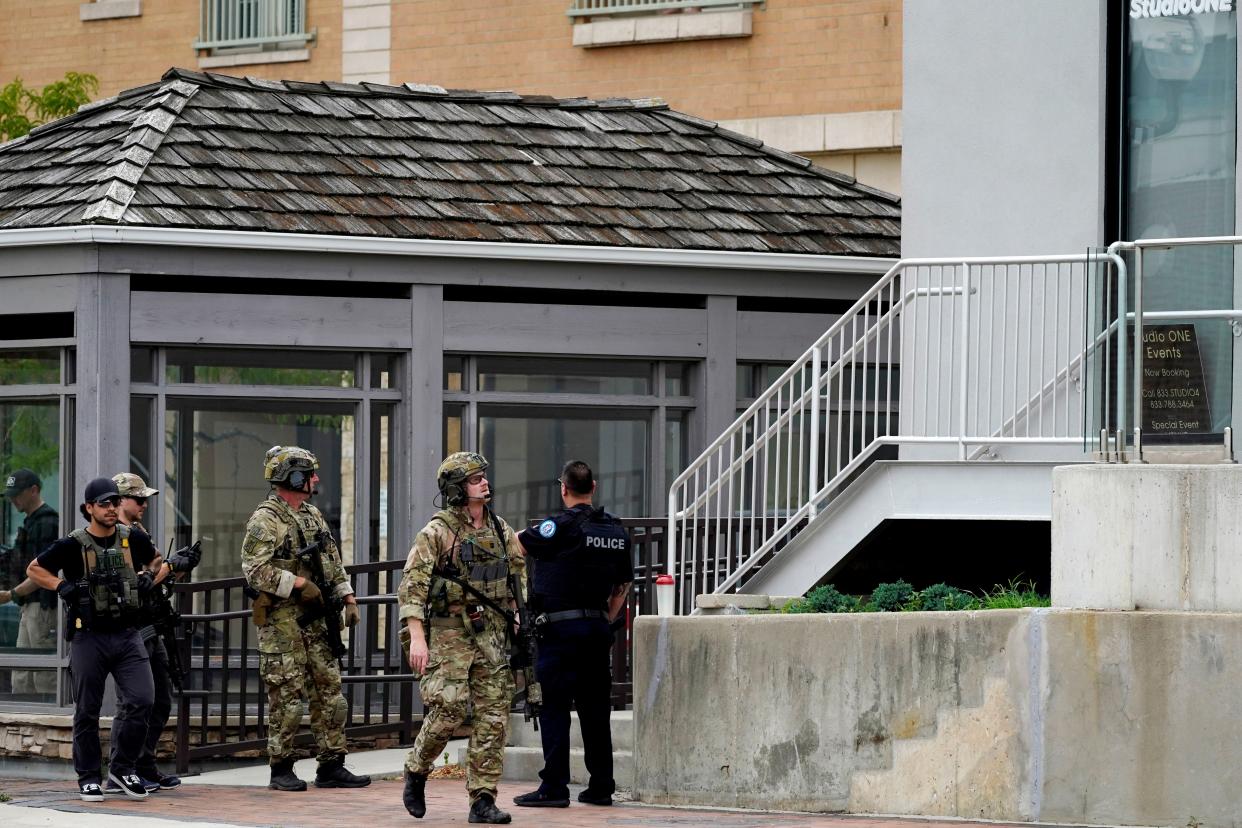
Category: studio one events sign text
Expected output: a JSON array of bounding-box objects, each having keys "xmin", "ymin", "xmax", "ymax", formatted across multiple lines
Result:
[{"xmin": 1131, "ymin": 0, "xmax": 1233, "ymax": 17}]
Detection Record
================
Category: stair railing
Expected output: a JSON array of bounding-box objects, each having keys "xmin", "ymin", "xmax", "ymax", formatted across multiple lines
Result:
[{"xmin": 668, "ymin": 252, "xmax": 1125, "ymax": 613}]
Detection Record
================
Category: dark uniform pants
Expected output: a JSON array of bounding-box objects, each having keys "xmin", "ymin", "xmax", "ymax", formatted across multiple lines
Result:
[
  {"xmin": 69, "ymin": 628, "xmax": 154, "ymax": 784},
  {"xmin": 110, "ymin": 635, "xmax": 172, "ymax": 779},
  {"xmin": 535, "ymin": 618, "xmax": 615, "ymax": 797}
]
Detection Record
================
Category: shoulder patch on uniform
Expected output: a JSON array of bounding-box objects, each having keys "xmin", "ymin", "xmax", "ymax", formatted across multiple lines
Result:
[{"xmin": 538, "ymin": 519, "xmax": 557, "ymax": 539}]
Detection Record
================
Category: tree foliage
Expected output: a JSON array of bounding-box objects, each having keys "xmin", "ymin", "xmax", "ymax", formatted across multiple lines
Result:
[{"xmin": 0, "ymin": 72, "xmax": 98, "ymax": 143}]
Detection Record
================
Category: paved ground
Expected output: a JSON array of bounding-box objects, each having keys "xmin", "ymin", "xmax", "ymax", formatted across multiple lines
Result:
[{"xmin": 0, "ymin": 775, "xmax": 1074, "ymax": 828}]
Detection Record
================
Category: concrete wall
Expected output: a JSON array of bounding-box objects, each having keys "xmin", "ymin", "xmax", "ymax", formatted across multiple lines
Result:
[
  {"xmin": 902, "ymin": 0, "xmax": 1108, "ymax": 256},
  {"xmin": 1053, "ymin": 464, "xmax": 1242, "ymax": 611},
  {"xmin": 634, "ymin": 610, "xmax": 1242, "ymax": 827}
]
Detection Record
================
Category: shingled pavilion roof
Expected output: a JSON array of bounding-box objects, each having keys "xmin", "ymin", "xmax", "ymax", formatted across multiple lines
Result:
[{"xmin": 0, "ymin": 68, "xmax": 899, "ymax": 256}]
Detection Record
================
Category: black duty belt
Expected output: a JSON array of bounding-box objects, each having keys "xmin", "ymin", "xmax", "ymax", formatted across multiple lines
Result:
[{"xmin": 534, "ymin": 609, "xmax": 608, "ymax": 626}]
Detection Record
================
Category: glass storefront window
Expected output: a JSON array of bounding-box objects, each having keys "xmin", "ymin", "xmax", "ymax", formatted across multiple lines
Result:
[
  {"xmin": 0, "ymin": 399, "xmax": 62, "ymax": 704},
  {"xmin": 1126, "ymin": 10, "xmax": 1238, "ymax": 435},
  {"xmin": 0, "ymin": 350, "xmax": 60, "ymax": 385},
  {"xmin": 131, "ymin": 348, "xmax": 155, "ymax": 384},
  {"xmin": 480, "ymin": 410, "xmax": 649, "ymax": 527},
  {"xmin": 164, "ymin": 400, "xmax": 355, "ymax": 581},
  {"xmin": 478, "ymin": 357, "xmax": 651, "ymax": 395},
  {"xmin": 664, "ymin": 363, "xmax": 693, "ymax": 397},
  {"xmin": 445, "ymin": 357, "xmax": 464, "ymax": 392},
  {"xmin": 166, "ymin": 348, "xmax": 356, "ymax": 387}
]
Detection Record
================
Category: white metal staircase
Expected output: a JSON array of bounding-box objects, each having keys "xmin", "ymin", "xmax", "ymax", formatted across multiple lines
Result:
[{"xmin": 668, "ymin": 251, "xmax": 1128, "ymax": 612}]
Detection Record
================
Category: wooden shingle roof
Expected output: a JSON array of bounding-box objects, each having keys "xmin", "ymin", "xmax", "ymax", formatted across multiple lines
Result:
[{"xmin": 0, "ymin": 68, "xmax": 900, "ymax": 256}]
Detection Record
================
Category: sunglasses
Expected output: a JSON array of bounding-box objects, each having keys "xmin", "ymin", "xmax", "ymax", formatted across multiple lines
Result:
[
  {"xmin": 92, "ymin": 497, "xmax": 122, "ymax": 508},
  {"xmin": 465, "ymin": 473, "xmax": 487, "ymax": 485},
  {"xmin": 126, "ymin": 496, "xmax": 148, "ymax": 506}
]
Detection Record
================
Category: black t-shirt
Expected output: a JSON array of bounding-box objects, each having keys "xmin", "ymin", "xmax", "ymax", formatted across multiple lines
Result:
[
  {"xmin": 35, "ymin": 526, "xmax": 158, "ymax": 583},
  {"xmin": 518, "ymin": 504, "xmax": 635, "ymax": 614}
]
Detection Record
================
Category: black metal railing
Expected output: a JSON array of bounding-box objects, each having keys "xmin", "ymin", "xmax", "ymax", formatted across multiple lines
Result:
[{"xmin": 171, "ymin": 519, "xmax": 666, "ymax": 770}]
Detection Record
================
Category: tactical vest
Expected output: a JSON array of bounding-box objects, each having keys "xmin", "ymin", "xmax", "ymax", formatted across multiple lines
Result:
[
  {"xmin": 71, "ymin": 525, "xmax": 141, "ymax": 624},
  {"xmin": 253, "ymin": 500, "xmax": 317, "ymax": 605},
  {"xmin": 429, "ymin": 509, "xmax": 513, "ymax": 611}
]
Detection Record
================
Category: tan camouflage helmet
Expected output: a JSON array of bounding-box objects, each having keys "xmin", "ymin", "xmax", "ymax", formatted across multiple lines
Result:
[
  {"xmin": 437, "ymin": 451, "xmax": 488, "ymax": 506},
  {"xmin": 264, "ymin": 445, "xmax": 319, "ymax": 488}
]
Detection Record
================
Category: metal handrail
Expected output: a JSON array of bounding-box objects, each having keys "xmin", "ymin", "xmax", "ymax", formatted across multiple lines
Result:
[{"xmin": 669, "ymin": 252, "xmax": 1116, "ymax": 612}]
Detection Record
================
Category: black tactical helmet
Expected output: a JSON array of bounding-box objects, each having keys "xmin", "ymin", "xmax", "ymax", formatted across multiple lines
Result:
[{"xmin": 437, "ymin": 451, "xmax": 488, "ymax": 507}]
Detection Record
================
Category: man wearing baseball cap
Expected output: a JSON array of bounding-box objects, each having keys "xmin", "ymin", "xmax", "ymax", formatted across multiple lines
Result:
[
  {"xmin": 109, "ymin": 471, "xmax": 198, "ymax": 794},
  {"xmin": 25, "ymin": 476, "xmax": 159, "ymax": 803},
  {"xmin": 0, "ymin": 468, "xmax": 60, "ymax": 696}
]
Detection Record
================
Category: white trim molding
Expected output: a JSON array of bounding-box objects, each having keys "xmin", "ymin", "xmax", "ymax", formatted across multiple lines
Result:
[
  {"xmin": 80, "ymin": 0, "xmax": 141, "ymax": 21},
  {"xmin": 717, "ymin": 110, "xmax": 902, "ymax": 156},
  {"xmin": 573, "ymin": 9, "xmax": 752, "ymax": 48},
  {"xmin": 198, "ymin": 48, "xmax": 310, "ymax": 69},
  {"xmin": 0, "ymin": 225, "xmax": 895, "ymax": 276}
]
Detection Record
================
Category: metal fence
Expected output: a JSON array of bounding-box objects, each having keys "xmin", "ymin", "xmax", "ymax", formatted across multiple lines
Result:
[
  {"xmin": 171, "ymin": 519, "xmax": 665, "ymax": 771},
  {"xmin": 195, "ymin": 0, "xmax": 310, "ymax": 51},
  {"xmin": 669, "ymin": 253, "xmax": 1124, "ymax": 611}
]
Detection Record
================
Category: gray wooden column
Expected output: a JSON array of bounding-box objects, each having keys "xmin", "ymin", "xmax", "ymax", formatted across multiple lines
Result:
[
  {"xmin": 699, "ymin": 295, "xmax": 738, "ymax": 449},
  {"xmin": 74, "ymin": 273, "xmax": 131, "ymax": 500},
  {"xmin": 398, "ymin": 283, "xmax": 444, "ymax": 558}
]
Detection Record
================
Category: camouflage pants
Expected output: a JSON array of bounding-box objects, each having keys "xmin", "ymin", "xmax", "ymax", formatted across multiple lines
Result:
[
  {"xmin": 406, "ymin": 625, "xmax": 513, "ymax": 802},
  {"xmin": 258, "ymin": 614, "xmax": 347, "ymax": 764}
]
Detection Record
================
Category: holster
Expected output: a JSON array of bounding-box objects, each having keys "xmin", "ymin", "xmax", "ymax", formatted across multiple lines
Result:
[{"xmin": 251, "ymin": 591, "xmax": 273, "ymax": 626}]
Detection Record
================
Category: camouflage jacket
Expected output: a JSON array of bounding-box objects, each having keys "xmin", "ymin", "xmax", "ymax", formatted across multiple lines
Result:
[
  {"xmin": 398, "ymin": 506, "xmax": 525, "ymax": 625},
  {"xmin": 241, "ymin": 493, "xmax": 352, "ymax": 607}
]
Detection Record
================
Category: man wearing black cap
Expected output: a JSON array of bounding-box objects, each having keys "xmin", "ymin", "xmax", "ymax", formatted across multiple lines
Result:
[
  {"xmin": 25, "ymin": 477, "xmax": 159, "ymax": 803},
  {"xmin": 0, "ymin": 468, "xmax": 60, "ymax": 696}
]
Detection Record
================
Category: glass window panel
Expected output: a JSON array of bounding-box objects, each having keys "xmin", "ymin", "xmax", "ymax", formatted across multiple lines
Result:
[
  {"xmin": 665, "ymin": 411, "xmax": 687, "ymax": 491},
  {"xmin": 737, "ymin": 364, "xmax": 756, "ymax": 400},
  {"xmin": 444, "ymin": 404, "xmax": 464, "ymax": 455},
  {"xmin": 129, "ymin": 397, "xmax": 156, "ymax": 535},
  {"xmin": 664, "ymin": 362, "xmax": 693, "ymax": 397},
  {"xmin": 479, "ymin": 408, "xmax": 648, "ymax": 527},
  {"xmin": 1126, "ymin": 12, "xmax": 1237, "ymax": 433},
  {"xmin": 444, "ymin": 356, "xmax": 464, "ymax": 392},
  {"xmin": 165, "ymin": 348, "xmax": 356, "ymax": 387},
  {"xmin": 368, "ymin": 405, "xmax": 394, "ymax": 564},
  {"xmin": 477, "ymin": 357, "xmax": 651, "ymax": 395},
  {"xmin": 0, "ymin": 350, "xmax": 59, "ymax": 385},
  {"xmin": 0, "ymin": 667, "xmax": 56, "ymax": 704},
  {"xmin": 130, "ymin": 348, "xmax": 155, "ymax": 384},
  {"xmin": 0, "ymin": 399, "xmax": 62, "ymax": 698},
  {"xmin": 370, "ymin": 353, "xmax": 394, "ymax": 389},
  {"xmin": 163, "ymin": 400, "xmax": 355, "ymax": 583}
]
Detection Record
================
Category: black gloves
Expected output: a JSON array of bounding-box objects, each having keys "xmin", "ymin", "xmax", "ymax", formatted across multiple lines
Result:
[
  {"xmin": 56, "ymin": 580, "xmax": 79, "ymax": 603},
  {"xmin": 167, "ymin": 549, "xmax": 199, "ymax": 574},
  {"xmin": 136, "ymin": 571, "xmax": 156, "ymax": 595}
]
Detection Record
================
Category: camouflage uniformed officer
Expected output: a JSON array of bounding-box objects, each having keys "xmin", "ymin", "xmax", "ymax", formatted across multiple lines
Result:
[
  {"xmin": 400, "ymin": 452, "xmax": 525, "ymax": 824},
  {"xmin": 241, "ymin": 446, "xmax": 370, "ymax": 792}
]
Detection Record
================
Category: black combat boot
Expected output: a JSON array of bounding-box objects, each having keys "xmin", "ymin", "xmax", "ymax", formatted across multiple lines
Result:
[
  {"xmin": 268, "ymin": 759, "xmax": 307, "ymax": 792},
  {"xmin": 403, "ymin": 771, "xmax": 427, "ymax": 818},
  {"xmin": 314, "ymin": 754, "xmax": 372, "ymax": 788},
  {"xmin": 468, "ymin": 792, "xmax": 512, "ymax": 824}
]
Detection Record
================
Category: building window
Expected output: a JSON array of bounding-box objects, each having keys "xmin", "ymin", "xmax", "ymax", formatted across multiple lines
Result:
[
  {"xmin": 445, "ymin": 356, "xmax": 695, "ymax": 525},
  {"xmin": 0, "ymin": 348, "xmax": 72, "ymax": 707},
  {"xmin": 195, "ymin": 0, "xmax": 313, "ymax": 54}
]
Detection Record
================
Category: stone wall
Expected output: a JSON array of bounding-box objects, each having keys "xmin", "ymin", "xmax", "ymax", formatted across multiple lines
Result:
[{"xmin": 633, "ymin": 609, "xmax": 1242, "ymax": 827}]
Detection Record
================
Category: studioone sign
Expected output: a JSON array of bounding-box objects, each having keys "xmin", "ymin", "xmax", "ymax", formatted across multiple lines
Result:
[{"xmin": 1131, "ymin": 0, "xmax": 1233, "ymax": 17}]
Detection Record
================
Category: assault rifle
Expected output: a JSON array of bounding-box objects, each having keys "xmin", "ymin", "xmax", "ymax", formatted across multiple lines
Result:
[
  {"xmin": 506, "ymin": 568, "xmax": 542, "ymax": 730},
  {"xmin": 141, "ymin": 539, "xmax": 202, "ymax": 691},
  {"xmin": 295, "ymin": 533, "xmax": 347, "ymax": 663}
]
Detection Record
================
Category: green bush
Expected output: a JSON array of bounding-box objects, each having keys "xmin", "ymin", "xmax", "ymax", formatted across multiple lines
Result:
[
  {"xmin": 782, "ymin": 578, "xmax": 1048, "ymax": 614},
  {"xmin": 869, "ymin": 579, "xmax": 914, "ymax": 612},
  {"xmin": 909, "ymin": 582, "xmax": 978, "ymax": 612}
]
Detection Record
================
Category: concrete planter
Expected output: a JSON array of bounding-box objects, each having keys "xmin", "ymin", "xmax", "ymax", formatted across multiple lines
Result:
[{"xmin": 633, "ymin": 609, "xmax": 1242, "ymax": 827}]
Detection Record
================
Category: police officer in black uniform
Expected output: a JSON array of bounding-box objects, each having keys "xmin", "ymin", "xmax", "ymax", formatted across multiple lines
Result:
[
  {"xmin": 25, "ymin": 477, "xmax": 158, "ymax": 803},
  {"xmin": 512, "ymin": 460, "xmax": 634, "ymax": 809}
]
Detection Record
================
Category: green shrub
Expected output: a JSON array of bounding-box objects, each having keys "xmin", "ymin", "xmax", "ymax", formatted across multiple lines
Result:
[
  {"xmin": 910, "ymin": 582, "xmax": 978, "ymax": 612},
  {"xmin": 869, "ymin": 579, "xmax": 914, "ymax": 612}
]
